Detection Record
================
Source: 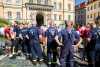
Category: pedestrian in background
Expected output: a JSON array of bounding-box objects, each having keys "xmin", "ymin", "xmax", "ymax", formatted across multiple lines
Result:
[{"xmin": 4, "ymin": 25, "xmax": 12, "ymax": 57}]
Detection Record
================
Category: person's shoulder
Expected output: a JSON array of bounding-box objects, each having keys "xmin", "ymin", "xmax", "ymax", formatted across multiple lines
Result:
[{"xmin": 60, "ymin": 29, "xmax": 66, "ymax": 33}]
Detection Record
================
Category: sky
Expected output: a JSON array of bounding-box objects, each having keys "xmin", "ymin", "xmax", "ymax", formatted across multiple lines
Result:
[{"xmin": 75, "ymin": 0, "xmax": 86, "ymax": 5}]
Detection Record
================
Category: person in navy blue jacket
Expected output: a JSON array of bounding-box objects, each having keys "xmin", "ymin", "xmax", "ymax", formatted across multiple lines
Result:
[
  {"xmin": 44, "ymin": 20, "xmax": 58, "ymax": 67},
  {"xmin": 28, "ymin": 24, "xmax": 43, "ymax": 63},
  {"xmin": 57, "ymin": 21, "xmax": 80, "ymax": 67}
]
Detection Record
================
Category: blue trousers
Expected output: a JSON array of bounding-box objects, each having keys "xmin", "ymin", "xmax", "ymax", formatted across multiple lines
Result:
[
  {"xmin": 60, "ymin": 46, "xmax": 74, "ymax": 67},
  {"xmin": 30, "ymin": 39, "xmax": 43, "ymax": 60}
]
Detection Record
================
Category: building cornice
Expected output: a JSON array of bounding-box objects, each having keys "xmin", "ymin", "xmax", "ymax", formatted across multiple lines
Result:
[{"xmin": 25, "ymin": 3, "xmax": 53, "ymax": 11}]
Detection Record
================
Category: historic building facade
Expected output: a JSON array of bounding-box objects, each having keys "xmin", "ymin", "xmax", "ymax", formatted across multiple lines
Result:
[
  {"xmin": 53, "ymin": 0, "xmax": 75, "ymax": 26},
  {"xmin": 0, "ymin": 0, "xmax": 75, "ymax": 26},
  {"xmin": 86, "ymin": 0, "xmax": 100, "ymax": 24},
  {"xmin": 75, "ymin": 2, "xmax": 86, "ymax": 25}
]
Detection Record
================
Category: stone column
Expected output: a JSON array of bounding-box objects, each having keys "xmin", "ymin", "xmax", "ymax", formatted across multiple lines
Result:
[{"xmin": 31, "ymin": 11, "xmax": 37, "ymax": 25}]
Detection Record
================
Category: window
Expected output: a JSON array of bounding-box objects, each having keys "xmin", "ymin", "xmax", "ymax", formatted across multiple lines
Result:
[
  {"xmin": 54, "ymin": 14, "xmax": 57, "ymax": 20},
  {"xmin": 68, "ymin": 15, "xmax": 71, "ymax": 20},
  {"xmin": 87, "ymin": 7, "xmax": 89, "ymax": 11},
  {"xmin": 37, "ymin": 0, "xmax": 41, "ymax": 4},
  {"xmin": 6, "ymin": 0, "xmax": 11, "ymax": 2},
  {"xmin": 30, "ymin": 13, "xmax": 33, "ymax": 20},
  {"xmin": 6, "ymin": 0, "xmax": 11, "ymax": 3},
  {"xmin": 8, "ymin": 11, "xmax": 12, "ymax": 19},
  {"xmin": 94, "ymin": 13, "xmax": 96, "ymax": 19},
  {"xmin": 81, "ymin": 10, "xmax": 84, "ymax": 14},
  {"xmin": 68, "ymin": 4, "xmax": 71, "ymax": 11},
  {"xmin": 16, "ymin": 0, "xmax": 20, "ymax": 3},
  {"xmin": 87, "ymin": 15, "xmax": 89, "ymax": 19},
  {"xmin": 54, "ymin": 2, "xmax": 57, "ymax": 9},
  {"xmin": 99, "ymin": 2, "xmax": 100, "ymax": 7},
  {"xmin": 98, "ymin": 12, "xmax": 100, "ymax": 16},
  {"xmin": 29, "ymin": 0, "xmax": 33, "ymax": 3},
  {"xmin": 90, "ymin": 14, "xmax": 92, "ymax": 18},
  {"xmin": 94, "ymin": 4, "xmax": 96, "ymax": 9},
  {"xmin": 45, "ymin": 0, "xmax": 48, "ymax": 5},
  {"xmin": 16, "ymin": 12, "xmax": 21, "ymax": 19},
  {"xmin": 59, "ymin": 2, "xmax": 62, "ymax": 10},
  {"xmin": 59, "ymin": 15, "xmax": 62, "ymax": 20},
  {"xmin": 91, "ymin": 6, "xmax": 93, "ymax": 10}
]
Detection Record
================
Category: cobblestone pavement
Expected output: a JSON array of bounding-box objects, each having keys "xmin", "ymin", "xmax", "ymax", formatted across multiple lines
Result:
[
  {"xmin": 0, "ymin": 55, "xmax": 88, "ymax": 67},
  {"xmin": 0, "ymin": 41, "xmax": 88, "ymax": 67},
  {"xmin": 0, "ymin": 56, "xmax": 47, "ymax": 67}
]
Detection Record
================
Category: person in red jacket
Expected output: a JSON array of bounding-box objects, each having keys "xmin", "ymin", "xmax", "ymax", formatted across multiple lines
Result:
[
  {"xmin": 4, "ymin": 25, "xmax": 12, "ymax": 57},
  {"xmin": 78, "ymin": 24, "xmax": 92, "ymax": 61}
]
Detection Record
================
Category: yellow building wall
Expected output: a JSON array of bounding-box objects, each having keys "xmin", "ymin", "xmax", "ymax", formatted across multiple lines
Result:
[{"xmin": 86, "ymin": 0, "xmax": 100, "ymax": 24}]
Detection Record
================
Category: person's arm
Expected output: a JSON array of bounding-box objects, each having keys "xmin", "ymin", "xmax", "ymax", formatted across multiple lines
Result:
[
  {"xmin": 75, "ymin": 37, "xmax": 82, "ymax": 48},
  {"xmin": 73, "ymin": 31, "xmax": 81, "ymax": 48},
  {"xmin": 26, "ymin": 29, "xmax": 29, "ymax": 39},
  {"xmin": 55, "ymin": 35, "xmax": 63, "ymax": 46},
  {"xmin": 19, "ymin": 30, "xmax": 23, "ymax": 40},
  {"xmin": 87, "ymin": 31, "xmax": 92, "ymax": 42},
  {"xmin": 55, "ymin": 30, "xmax": 63, "ymax": 46}
]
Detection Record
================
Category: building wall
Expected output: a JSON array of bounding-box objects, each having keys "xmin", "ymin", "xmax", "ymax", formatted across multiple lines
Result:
[
  {"xmin": 0, "ymin": 0, "xmax": 24, "ymax": 22},
  {"xmin": 64, "ymin": 0, "xmax": 75, "ymax": 21},
  {"xmin": 0, "ymin": 0, "xmax": 4, "ymax": 18},
  {"xmin": 0, "ymin": 0, "xmax": 75, "ymax": 26},
  {"xmin": 86, "ymin": 0, "xmax": 100, "ymax": 24},
  {"xmin": 75, "ymin": 3, "xmax": 86, "ymax": 25},
  {"xmin": 52, "ymin": 0, "xmax": 75, "ymax": 26}
]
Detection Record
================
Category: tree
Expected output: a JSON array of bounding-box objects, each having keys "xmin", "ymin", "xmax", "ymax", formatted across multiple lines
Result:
[{"xmin": 0, "ymin": 18, "xmax": 10, "ymax": 27}]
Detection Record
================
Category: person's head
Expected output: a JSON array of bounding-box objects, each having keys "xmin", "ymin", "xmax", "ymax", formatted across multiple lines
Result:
[
  {"xmin": 13, "ymin": 21, "xmax": 18, "ymax": 26},
  {"xmin": 19, "ymin": 23, "xmax": 24, "ymax": 29},
  {"xmin": 32, "ymin": 21, "xmax": 37, "ymax": 27},
  {"xmin": 24, "ymin": 24, "xmax": 28, "ymax": 28},
  {"xmin": 48, "ymin": 19, "xmax": 53, "ymax": 26},
  {"xmin": 65, "ymin": 20, "xmax": 74, "ymax": 28},
  {"xmin": 86, "ymin": 23, "xmax": 91, "ymax": 30},
  {"xmin": 28, "ymin": 23, "xmax": 32, "ymax": 28}
]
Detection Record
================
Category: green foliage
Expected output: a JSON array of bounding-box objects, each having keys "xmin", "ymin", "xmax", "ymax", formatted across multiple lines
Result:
[{"xmin": 0, "ymin": 18, "xmax": 10, "ymax": 27}]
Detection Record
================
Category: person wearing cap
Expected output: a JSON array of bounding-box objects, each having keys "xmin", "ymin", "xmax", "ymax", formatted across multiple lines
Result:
[{"xmin": 57, "ymin": 21, "xmax": 80, "ymax": 67}]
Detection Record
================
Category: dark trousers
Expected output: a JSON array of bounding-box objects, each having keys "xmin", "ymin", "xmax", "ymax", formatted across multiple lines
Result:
[
  {"xmin": 21, "ymin": 38, "xmax": 31, "ymax": 54},
  {"xmin": 47, "ymin": 40, "xmax": 58, "ymax": 67},
  {"xmin": 95, "ymin": 50, "xmax": 100, "ymax": 67},
  {"xmin": 85, "ymin": 50, "xmax": 95, "ymax": 67},
  {"xmin": 14, "ymin": 38, "xmax": 22, "ymax": 53}
]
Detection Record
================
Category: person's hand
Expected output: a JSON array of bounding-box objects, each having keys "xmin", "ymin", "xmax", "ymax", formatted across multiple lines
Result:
[
  {"xmin": 87, "ymin": 38, "xmax": 91, "ymax": 42},
  {"xmin": 26, "ymin": 35, "xmax": 29, "ymax": 39},
  {"xmin": 72, "ymin": 45, "xmax": 79, "ymax": 49},
  {"xmin": 58, "ymin": 43, "xmax": 63, "ymax": 47}
]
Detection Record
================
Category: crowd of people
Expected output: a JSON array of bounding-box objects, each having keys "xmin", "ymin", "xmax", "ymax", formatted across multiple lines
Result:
[{"xmin": 3, "ymin": 20, "xmax": 100, "ymax": 67}]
